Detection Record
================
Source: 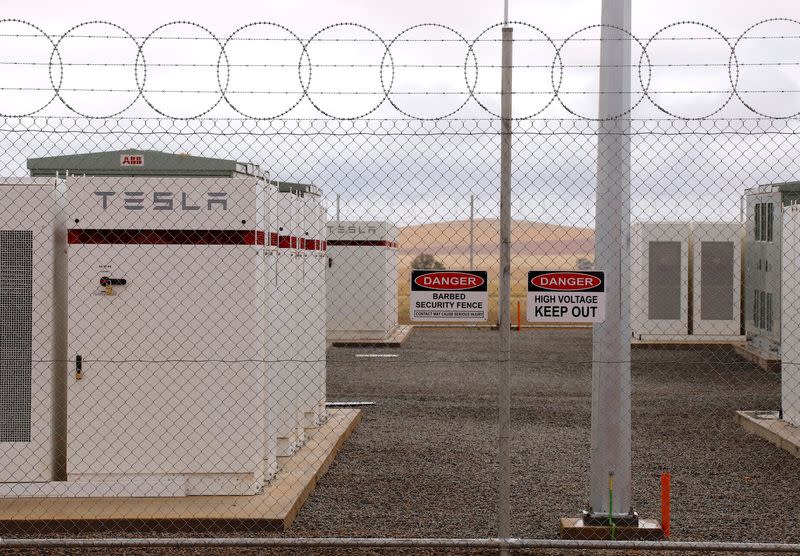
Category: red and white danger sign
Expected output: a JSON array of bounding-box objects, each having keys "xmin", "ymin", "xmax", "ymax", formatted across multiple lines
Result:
[
  {"xmin": 410, "ymin": 269, "xmax": 488, "ymax": 322},
  {"xmin": 527, "ymin": 270, "xmax": 606, "ymax": 323}
]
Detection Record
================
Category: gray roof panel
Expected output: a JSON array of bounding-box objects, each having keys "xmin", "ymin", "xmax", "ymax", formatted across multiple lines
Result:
[
  {"xmin": 274, "ymin": 181, "xmax": 322, "ymax": 196},
  {"xmin": 27, "ymin": 150, "xmax": 265, "ymax": 178}
]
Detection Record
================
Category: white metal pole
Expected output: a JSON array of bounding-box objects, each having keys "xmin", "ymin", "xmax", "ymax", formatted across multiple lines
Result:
[
  {"xmin": 470, "ymin": 193, "xmax": 475, "ymax": 270},
  {"xmin": 590, "ymin": 0, "xmax": 633, "ymax": 519},
  {"xmin": 498, "ymin": 24, "xmax": 513, "ymax": 553}
]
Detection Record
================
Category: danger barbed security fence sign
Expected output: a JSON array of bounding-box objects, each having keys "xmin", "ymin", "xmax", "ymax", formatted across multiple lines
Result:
[
  {"xmin": 410, "ymin": 270, "xmax": 488, "ymax": 322},
  {"xmin": 527, "ymin": 271, "xmax": 606, "ymax": 323}
]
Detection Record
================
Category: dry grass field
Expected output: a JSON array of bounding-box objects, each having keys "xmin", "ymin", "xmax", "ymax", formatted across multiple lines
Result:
[{"xmin": 396, "ymin": 219, "xmax": 595, "ymax": 324}]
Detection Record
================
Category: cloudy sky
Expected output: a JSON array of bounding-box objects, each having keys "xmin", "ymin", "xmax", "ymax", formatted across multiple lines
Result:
[
  {"xmin": 1, "ymin": 0, "xmax": 797, "ymax": 119},
  {"xmin": 0, "ymin": 0, "xmax": 798, "ymax": 227}
]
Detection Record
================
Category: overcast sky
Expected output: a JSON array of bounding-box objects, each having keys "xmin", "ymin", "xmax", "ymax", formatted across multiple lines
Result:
[
  {"xmin": 0, "ymin": 0, "xmax": 798, "ymax": 228},
  {"xmin": 1, "ymin": 0, "xmax": 798, "ymax": 119}
]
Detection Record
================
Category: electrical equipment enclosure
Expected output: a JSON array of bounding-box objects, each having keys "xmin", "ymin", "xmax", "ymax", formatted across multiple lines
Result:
[
  {"xmin": 266, "ymin": 182, "xmax": 327, "ymax": 458},
  {"xmin": 692, "ymin": 221, "xmax": 742, "ymax": 337},
  {"xmin": 326, "ymin": 221, "xmax": 399, "ymax": 341},
  {"xmin": 745, "ymin": 182, "xmax": 800, "ymax": 360},
  {"xmin": 29, "ymin": 150, "xmax": 273, "ymax": 497},
  {"xmin": 781, "ymin": 204, "xmax": 800, "ymax": 427},
  {"xmin": 0, "ymin": 181, "xmax": 63, "ymax": 484},
  {"xmin": 632, "ymin": 221, "xmax": 689, "ymax": 339}
]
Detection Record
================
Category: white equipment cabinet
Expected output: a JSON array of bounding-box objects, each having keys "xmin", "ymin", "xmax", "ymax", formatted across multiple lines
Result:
[
  {"xmin": 66, "ymin": 175, "xmax": 267, "ymax": 496},
  {"xmin": 301, "ymin": 188, "xmax": 327, "ymax": 427},
  {"xmin": 631, "ymin": 221, "xmax": 690, "ymax": 339},
  {"xmin": 326, "ymin": 221, "xmax": 399, "ymax": 341},
  {"xmin": 0, "ymin": 181, "xmax": 62, "ymax": 484},
  {"xmin": 267, "ymin": 187, "xmax": 304, "ymax": 456},
  {"xmin": 692, "ymin": 221, "xmax": 742, "ymax": 338},
  {"xmin": 781, "ymin": 205, "xmax": 800, "ymax": 427},
  {"xmin": 266, "ymin": 182, "xmax": 327, "ymax": 458}
]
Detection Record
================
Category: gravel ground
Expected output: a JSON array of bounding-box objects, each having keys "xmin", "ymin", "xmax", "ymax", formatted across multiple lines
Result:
[{"xmin": 8, "ymin": 328, "xmax": 800, "ymax": 555}]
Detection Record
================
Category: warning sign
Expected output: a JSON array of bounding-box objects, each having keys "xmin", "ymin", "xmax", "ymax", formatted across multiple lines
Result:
[
  {"xmin": 410, "ymin": 270, "xmax": 488, "ymax": 322},
  {"xmin": 527, "ymin": 270, "xmax": 606, "ymax": 323}
]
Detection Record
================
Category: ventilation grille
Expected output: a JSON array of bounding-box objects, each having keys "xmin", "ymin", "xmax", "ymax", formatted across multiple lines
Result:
[
  {"xmin": 700, "ymin": 241, "xmax": 735, "ymax": 321},
  {"xmin": 648, "ymin": 241, "xmax": 682, "ymax": 320},
  {"xmin": 0, "ymin": 231, "xmax": 33, "ymax": 443}
]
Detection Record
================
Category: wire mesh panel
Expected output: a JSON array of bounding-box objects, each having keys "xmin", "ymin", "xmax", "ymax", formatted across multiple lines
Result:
[{"xmin": 0, "ymin": 16, "xmax": 798, "ymax": 555}]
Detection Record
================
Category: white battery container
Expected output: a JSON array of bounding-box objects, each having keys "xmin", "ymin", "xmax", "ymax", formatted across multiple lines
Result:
[
  {"xmin": 0, "ymin": 181, "xmax": 63, "ymax": 485},
  {"xmin": 691, "ymin": 221, "xmax": 742, "ymax": 338},
  {"xmin": 781, "ymin": 204, "xmax": 800, "ymax": 427},
  {"xmin": 326, "ymin": 221, "xmax": 399, "ymax": 341},
  {"xmin": 631, "ymin": 221, "xmax": 690, "ymax": 339},
  {"xmin": 65, "ymin": 175, "xmax": 267, "ymax": 496}
]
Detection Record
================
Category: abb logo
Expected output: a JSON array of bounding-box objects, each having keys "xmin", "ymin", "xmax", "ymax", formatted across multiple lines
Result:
[{"xmin": 120, "ymin": 154, "xmax": 144, "ymax": 166}]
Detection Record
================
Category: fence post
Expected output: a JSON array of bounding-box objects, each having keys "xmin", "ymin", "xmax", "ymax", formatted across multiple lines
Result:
[
  {"xmin": 498, "ymin": 23, "xmax": 513, "ymax": 556},
  {"xmin": 590, "ymin": 0, "xmax": 633, "ymax": 519}
]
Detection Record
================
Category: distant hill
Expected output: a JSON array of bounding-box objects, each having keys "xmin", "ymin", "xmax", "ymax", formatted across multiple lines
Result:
[{"xmin": 398, "ymin": 219, "xmax": 595, "ymax": 256}]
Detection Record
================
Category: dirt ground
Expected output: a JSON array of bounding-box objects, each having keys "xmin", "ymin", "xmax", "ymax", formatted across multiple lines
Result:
[{"xmin": 7, "ymin": 328, "xmax": 800, "ymax": 555}]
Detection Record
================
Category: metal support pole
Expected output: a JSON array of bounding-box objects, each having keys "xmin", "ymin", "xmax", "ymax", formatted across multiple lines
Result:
[
  {"xmin": 470, "ymin": 193, "xmax": 475, "ymax": 270},
  {"xmin": 590, "ymin": 0, "xmax": 633, "ymax": 519},
  {"xmin": 498, "ymin": 25, "xmax": 513, "ymax": 555},
  {"xmin": 336, "ymin": 194, "xmax": 341, "ymax": 222}
]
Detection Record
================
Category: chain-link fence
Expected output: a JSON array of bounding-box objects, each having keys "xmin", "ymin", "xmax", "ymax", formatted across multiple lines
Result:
[{"xmin": 1, "ymin": 16, "xmax": 800, "ymax": 554}]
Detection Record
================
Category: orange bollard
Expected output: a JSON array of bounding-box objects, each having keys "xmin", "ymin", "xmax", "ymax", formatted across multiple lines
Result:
[
  {"xmin": 517, "ymin": 301, "xmax": 521, "ymax": 331},
  {"xmin": 661, "ymin": 471, "xmax": 671, "ymax": 538}
]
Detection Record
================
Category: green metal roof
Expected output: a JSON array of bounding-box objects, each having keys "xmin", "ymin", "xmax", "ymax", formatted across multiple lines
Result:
[{"xmin": 27, "ymin": 150, "xmax": 265, "ymax": 178}]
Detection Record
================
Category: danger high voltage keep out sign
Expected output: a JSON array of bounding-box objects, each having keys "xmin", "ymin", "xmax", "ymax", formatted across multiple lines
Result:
[
  {"xmin": 527, "ymin": 270, "xmax": 606, "ymax": 323},
  {"xmin": 410, "ymin": 270, "xmax": 488, "ymax": 322}
]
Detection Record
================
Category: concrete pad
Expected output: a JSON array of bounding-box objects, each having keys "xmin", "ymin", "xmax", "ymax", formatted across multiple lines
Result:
[
  {"xmin": 330, "ymin": 325, "xmax": 414, "ymax": 348},
  {"xmin": 633, "ymin": 336, "xmax": 745, "ymax": 349},
  {"xmin": 0, "ymin": 408, "xmax": 362, "ymax": 533},
  {"xmin": 736, "ymin": 410, "xmax": 800, "ymax": 459},
  {"xmin": 559, "ymin": 517, "xmax": 663, "ymax": 540},
  {"xmin": 733, "ymin": 344, "xmax": 780, "ymax": 372}
]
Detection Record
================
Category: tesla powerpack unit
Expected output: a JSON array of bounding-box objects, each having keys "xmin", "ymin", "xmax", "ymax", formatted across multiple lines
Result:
[
  {"xmin": 631, "ymin": 221, "xmax": 690, "ymax": 339},
  {"xmin": 0, "ymin": 181, "xmax": 63, "ymax": 486},
  {"xmin": 781, "ymin": 204, "xmax": 800, "ymax": 427},
  {"xmin": 692, "ymin": 221, "xmax": 743, "ymax": 338},
  {"xmin": 267, "ymin": 185, "xmax": 303, "ymax": 457},
  {"xmin": 326, "ymin": 221, "xmax": 399, "ymax": 342},
  {"xmin": 266, "ymin": 182, "xmax": 327, "ymax": 458},
  {"xmin": 65, "ymin": 174, "xmax": 268, "ymax": 497},
  {"xmin": 293, "ymin": 185, "xmax": 327, "ymax": 428}
]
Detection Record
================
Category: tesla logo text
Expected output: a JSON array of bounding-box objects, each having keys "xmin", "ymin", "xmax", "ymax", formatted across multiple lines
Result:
[{"xmin": 94, "ymin": 191, "xmax": 228, "ymax": 211}]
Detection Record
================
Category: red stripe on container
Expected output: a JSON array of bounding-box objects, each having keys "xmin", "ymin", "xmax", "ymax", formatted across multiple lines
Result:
[
  {"xmin": 270, "ymin": 233, "xmax": 325, "ymax": 250},
  {"xmin": 68, "ymin": 229, "xmax": 264, "ymax": 245}
]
